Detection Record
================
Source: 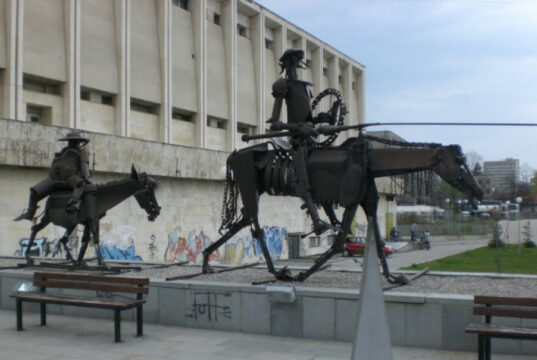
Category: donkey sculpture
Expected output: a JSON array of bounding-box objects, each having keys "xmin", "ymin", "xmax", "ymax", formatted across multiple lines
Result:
[
  {"xmin": 203, "ymin": 130, "xmax": 482, "ymax": 283},
  {"xmin": 20, "ymin": 166, "xmax": 160, "ymax": 266}
]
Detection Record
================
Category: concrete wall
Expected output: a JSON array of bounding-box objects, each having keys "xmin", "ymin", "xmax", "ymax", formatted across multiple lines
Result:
[
  {"xmin": 0, "ymin": 118, "xmax": 319, "ymax": 262},
  {"xmin": 1, "ymin": 270, "xmax": 535, "ymax": 356},
  {"xmin": 0, "ymin": 0, "xmax": 365, "ymax": 149}
]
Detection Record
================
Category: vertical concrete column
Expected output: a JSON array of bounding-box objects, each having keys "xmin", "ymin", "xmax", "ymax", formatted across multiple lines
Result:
[
  {"xmin": 311, "ymin": 45, "xmax": 322, "ymax": 102},
  {"xmin": 340, "ymin": 61, "xmax": 352, "ymax": 141},
  {"xmin": 250, "ymin": 12, "xmax": 264, "ymax": 133},
  {"xmin": 340, "ymin": 62, "xmax": 352, "ymax": 122},
  {"xmin": 114, "ymin": 0, "xmax": 130, "ymax": 137},
  {"xmin": 222, "ymin": 0, "xmax": 237, "ymax": 151},
  {"xmin": 328, "ymin": 54, "xmax": 339, "ymax": 91},
  {"xmin": 354, "ymin": 68, "xmax": 365, "ymax": 125},
  {"xmin": 190, "ymin": 0, "xmax": 206, "ymax": 148},
  {"xmin": 272, "ymin": 23, "xmax": 286, "ymax": 123},
  {"xmin": 3, "ymin": 0, "xmax": 24, "ymax": 121},
  {"xmin": 64, "ymin": 0, "xmax": 80, "ymax": 129},
  {"xmin": 157, "ymin": 0, "xmax": 171, "ymax": 143}
]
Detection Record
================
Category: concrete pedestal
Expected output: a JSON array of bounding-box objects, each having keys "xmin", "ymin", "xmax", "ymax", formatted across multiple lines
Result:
[{"xmin": 351, "ymin": 219, "xmax": 393, "ymax": 360}]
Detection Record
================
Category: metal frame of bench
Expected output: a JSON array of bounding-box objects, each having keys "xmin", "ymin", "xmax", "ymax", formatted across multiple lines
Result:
[
  {"xmin": 11, "ymin": 272, "xmax": 149, "ymax": 343},
  {"xmin": 465, "ymin": 295, "xmax": 537, "ymax": 360}
]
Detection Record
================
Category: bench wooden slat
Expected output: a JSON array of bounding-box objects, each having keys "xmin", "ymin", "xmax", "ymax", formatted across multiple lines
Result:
[
  {"xmin": 33, "ymin": 280, "xmax": 149, "ymax": 294},
  {"xmin": 34, "ymin": 272, "xmax": 149, "ymax": 286},
  {"xmin": 474, "ymin": 307, "xmax": 537, "ymax": 319},
  {"xmin": 474, "ymin": 296, "xmax": 537, "ymax": 307},
  {"xmin": 11, "ymin": 292, "xmax": 145, "ymax": 309},
  {"xmin": 466, "ymin": 323, "xmax": 537, "ymax": 339}
]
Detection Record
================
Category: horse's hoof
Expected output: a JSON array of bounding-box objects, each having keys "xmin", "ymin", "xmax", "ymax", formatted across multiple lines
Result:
[
  {"xmin": 389, "ymin": 274, "xmax": 410, "ymax": 285},
  {"xmin": 202, "ymin": 264, "xmax": 216, "ymax": 274},
  {"xmin": 273, "ymin": 267, "xmax": 294, "ymax": 282}
]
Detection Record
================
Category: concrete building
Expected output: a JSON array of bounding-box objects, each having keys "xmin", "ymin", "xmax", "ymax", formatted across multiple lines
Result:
[
  {"xmin": 0, "ymin": 0, "xmax": 368, "ymax": 262},
  {"xmin": 483, "ymin": 158, "xmax": 520, "ymax": 196}
]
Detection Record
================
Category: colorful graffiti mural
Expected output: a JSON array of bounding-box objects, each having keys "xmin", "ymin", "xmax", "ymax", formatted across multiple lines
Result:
[
  {"xmin": 97, "ymin": 242, "xmax": 142, "ymax": 261},
  {"xmin": 165, "ymin": 227, "xmax": 220, "ymax": 264},
  {"xmin": 222, "ymin": 226, "xmax": 287, "ymax": 265},
  {"xmin": 14, "ymin": 236, "xmax": 78, "ymax": 259}
]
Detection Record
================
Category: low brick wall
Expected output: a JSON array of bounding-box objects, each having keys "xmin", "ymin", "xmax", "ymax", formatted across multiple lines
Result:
[{"xmin": 1, "ymin": 270, "xmax": 535, "ymax": 355}]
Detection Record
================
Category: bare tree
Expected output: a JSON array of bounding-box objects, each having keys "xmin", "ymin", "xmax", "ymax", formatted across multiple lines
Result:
[
  {"xmin": 520, "ymin": 162, "xmax": 533, "ymax": 184},
  {"xmin": 465, "ymin": 151, "xmax": 483, "ymax": 172}
]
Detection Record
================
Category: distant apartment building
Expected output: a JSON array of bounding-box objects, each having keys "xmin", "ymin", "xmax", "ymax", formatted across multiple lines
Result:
[{"xmin": 483, "ymin": 158, "xmax": 520, "ymax": 195}]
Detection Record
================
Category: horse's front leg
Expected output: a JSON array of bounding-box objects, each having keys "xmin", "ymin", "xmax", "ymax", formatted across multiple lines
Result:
[
  {"xmin": 59, "ymin": 226, "xmax": 76, "ymax": 263},
  {"xmin": 76, "ymin": 226, "xmax": 90, "ymax": 266},
  {"xmin": 25, "ymin": 214, "xmax": 51, "ymax": 265},
  {"xmin": 89, "ymin": 219, "xmax": 106, "ymax": 268}
]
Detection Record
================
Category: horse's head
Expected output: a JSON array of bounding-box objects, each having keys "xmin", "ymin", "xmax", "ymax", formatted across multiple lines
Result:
[
  {"xmin": 131, "ymin": 166, "xmax": 161, "ymax": 222},
  {"xmin": 433, "ymin": 145, "xmax": 483, "ymax": 205}
]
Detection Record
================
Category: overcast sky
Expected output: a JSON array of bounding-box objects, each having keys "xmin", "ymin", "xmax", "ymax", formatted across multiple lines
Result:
[{"xmin": 257, "ymin": 0, "xmax": 537, "ymax": 174}]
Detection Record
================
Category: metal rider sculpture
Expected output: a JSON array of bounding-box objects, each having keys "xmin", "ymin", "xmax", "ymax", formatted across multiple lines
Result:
[
  {"xmin": 14, "ymin": 133, "xmax": 161, "ymax": 266},
  {"xmin": 201, "ymin": 49, "xmax": 483, "ymax": 283},
  {"xmin": 15, "ymin": 132, "xmax": 94, "ymax": 222},
  {"xmin": 266, "ymin": 48, "xmax": 331, "ymax": 235}
]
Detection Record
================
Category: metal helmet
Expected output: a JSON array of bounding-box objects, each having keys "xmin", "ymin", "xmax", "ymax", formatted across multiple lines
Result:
[{"xmin": 57, "ymin": 131, "xmax": 89, "ymax": 144}]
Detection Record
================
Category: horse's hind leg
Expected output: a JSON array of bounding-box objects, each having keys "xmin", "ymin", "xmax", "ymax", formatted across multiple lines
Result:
[
  {"xmin": 202, "ymin": 215, "xmax": 251, "ymax": 273},
  {"xmin": 25, "ymin": 214, "xmax": 51, "ymax": 265}
]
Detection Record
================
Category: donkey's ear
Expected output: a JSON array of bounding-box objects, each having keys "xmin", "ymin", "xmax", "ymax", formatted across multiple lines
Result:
[{"xmin": 131, "ymin": 165, "xmax": 139, "ymax": 180}]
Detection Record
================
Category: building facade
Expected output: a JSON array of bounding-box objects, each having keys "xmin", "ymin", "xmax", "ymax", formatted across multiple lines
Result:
[
  {"xmin": 483, "ymin": 158, "xmax": 520, "ymax": 196},
  {"xmin": 0, "ymin": 0, "xmax": 368, "ymax": 262}
]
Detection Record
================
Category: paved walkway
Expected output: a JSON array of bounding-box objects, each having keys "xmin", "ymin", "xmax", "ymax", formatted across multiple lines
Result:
[{"xmin": 1, "ymin": 310, "xmax": 533, "ymax": 360}]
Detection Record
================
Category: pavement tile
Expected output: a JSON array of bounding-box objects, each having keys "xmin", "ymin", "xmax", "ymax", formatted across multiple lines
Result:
[{"xmin": 1, "ymin": 309, "xmax": 536, "ymax": 360}]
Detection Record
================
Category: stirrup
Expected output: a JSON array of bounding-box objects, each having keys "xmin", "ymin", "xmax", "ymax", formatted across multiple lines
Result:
[{"xmin": 14, "ymin": 207, "xmax": 38, "ymax": 222}]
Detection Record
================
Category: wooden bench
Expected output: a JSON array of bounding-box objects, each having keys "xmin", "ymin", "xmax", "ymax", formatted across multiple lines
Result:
[
  {"xmin": 11, "ymin": 272, "xmax": 149, "ymax": 343},
  {"xmin": 465, "ymin": 295, "xmax": 537, "ymax": 360}
]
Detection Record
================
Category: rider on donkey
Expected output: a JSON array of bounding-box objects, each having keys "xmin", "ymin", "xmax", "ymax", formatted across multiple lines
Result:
[
  {"xmin": 15, "ymin": 131, "xmax": 96, "ymax": 222},
  {"xmin": 266, "ymin": 48, "xmax": 331, "ymax": 235}
]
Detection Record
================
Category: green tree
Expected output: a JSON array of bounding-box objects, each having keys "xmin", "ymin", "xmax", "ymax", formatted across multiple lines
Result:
[{"xmin": 531, "ymin": 170, "xmax": 537, "ymax": 195}]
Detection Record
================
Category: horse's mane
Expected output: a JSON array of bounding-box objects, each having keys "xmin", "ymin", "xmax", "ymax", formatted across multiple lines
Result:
[{"xmin": 97, "ymin": 177, "xmax": 136, "ymax": 192}]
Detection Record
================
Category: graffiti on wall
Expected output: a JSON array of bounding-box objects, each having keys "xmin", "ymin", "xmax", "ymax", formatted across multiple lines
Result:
[
  {"xmin": 186, "ymin": 292, "xmax": 232, "ymax": 322},
  {"xmin": 164, "ymin": 227, "xmax": 220, "ymax": 264},
  {"xmin": 97, "ymin": 241, "xmax": 142, "ymax": 261},
  {"xmin": 14, "ymin": 236, "xmax": 79, "ymax": 259},
  {"xmin": 222, "ymin": 226, "xmax": 287, "ymax": 265},
  {"xmin": 147, "ymin": 235, "xmax": 158, "ymax": 262},
  {"xmin": 96, "ymin": 222, "xmax": 143, "ymax": 261}
]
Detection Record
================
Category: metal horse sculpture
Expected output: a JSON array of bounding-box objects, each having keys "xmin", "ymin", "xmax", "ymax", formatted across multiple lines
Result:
[
  {"xmin": 21, "ymin": 166, "xmax": 160, "ymax": 266},
  {"xmin": 204, "ymin": 129, "xmax": 483, "ymax": 283}
]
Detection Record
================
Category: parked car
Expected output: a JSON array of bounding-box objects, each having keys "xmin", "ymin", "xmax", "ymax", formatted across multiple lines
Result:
[{"xmin": 344, "ymin": 237, "xmax": 393, "ymax": 257}]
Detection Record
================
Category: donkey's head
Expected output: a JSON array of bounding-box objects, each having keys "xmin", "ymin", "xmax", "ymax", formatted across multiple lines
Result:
[{"xmin": 131, "ymin": 166, "xmax": 161, "ymax": 221}]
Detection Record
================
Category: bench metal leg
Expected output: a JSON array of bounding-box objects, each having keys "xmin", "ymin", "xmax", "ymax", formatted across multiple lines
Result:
[
  {"xmin": 40, "ymin": 303, "xmax": 46, "ymax": 326},
  {"xmin": 16, "ymin": 300, "xmax": 23, "ymax": 331},
  {"xmin": 485, "ymin": 336, "xmax": 491, "ymax": 360},
  {"xmin": 114, "ymin": 309, "xmax": 121, "ymax": 343},
  {"xmin": 478, "ymin": 335, "xmax": 485, "ymax": 360},
  {"xmin": 136, "ymin": 305, "xmax": 143, "ymax": 337}
]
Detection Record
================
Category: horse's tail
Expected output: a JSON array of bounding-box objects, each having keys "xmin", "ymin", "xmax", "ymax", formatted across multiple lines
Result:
[{"xmin": 218, "ymin": 154, "xmax": 240, "ymax": 235}]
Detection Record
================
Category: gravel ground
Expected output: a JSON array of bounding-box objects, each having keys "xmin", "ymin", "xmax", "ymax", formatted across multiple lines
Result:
[{"xmin": 2, "ymin": 257, "xmax": 537, "ymax": 297}]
